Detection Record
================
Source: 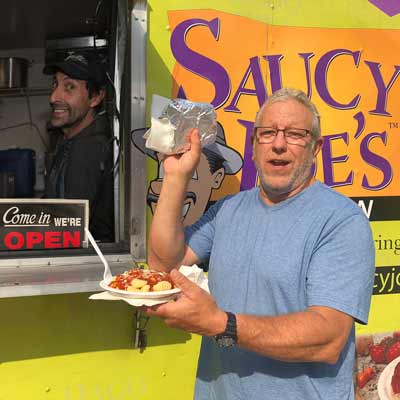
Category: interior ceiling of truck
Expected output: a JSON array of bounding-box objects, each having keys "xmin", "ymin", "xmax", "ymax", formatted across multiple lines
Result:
[{"xmin": 0, "ymin": 0, "xmax": 112, "ymax": 50}]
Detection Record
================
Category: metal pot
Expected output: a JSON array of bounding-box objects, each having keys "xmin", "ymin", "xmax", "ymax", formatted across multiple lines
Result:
[{"xmin": 0, "ymin": 57, "xmax": 29, "ymax": 88}]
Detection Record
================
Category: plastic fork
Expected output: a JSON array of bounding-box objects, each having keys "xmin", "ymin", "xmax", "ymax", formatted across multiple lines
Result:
[{"xmin": 85, "ymin": 227, "xmax": 113, "ymax": 283}]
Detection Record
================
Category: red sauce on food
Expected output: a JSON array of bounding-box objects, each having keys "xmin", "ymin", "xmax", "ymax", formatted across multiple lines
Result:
[{"xmin": 108, "ymin": 268, "xmax": 175, "ymax": 291}]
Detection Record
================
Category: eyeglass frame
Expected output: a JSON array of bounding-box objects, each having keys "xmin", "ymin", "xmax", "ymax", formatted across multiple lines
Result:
[{"xmin": 253, "ymin": 126, "xmax": 313, "ymax": 145}]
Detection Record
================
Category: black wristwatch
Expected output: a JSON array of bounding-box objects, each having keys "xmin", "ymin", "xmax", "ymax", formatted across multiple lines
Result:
[{"xmin": 214, "ymin": 311, "xmax": 237, "ymax": 347}]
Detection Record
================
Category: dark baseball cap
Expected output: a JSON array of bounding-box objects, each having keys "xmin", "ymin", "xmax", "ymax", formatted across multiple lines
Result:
[{"xmin": 43, "ymin": 52, "xmax": 107, "ymax": 86}]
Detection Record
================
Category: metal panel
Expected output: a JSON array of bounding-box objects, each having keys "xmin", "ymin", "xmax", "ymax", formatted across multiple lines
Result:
[
  {"xmin": 45, "ymin": 36, "xmax": 108, "ymax": 50},
  {"xmin": 130, "ymin": 0, "xmax": 148, "ymax": 261},
  {"xmin": 113, "ymin": 17, "xmax": 122, "ymax": 243},
  {"xmin": 0, "ymin": 253, "xmax": 133, "ymax": 298}
]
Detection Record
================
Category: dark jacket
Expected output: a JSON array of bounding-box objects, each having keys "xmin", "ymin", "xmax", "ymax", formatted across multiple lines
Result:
[{"xmin": 44, "ymin": 115, "xmax": 115, "ymax": 242}]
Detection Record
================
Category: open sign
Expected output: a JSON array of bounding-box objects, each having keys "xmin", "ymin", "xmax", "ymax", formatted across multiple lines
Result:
[{"xmin": 0, "ymin": 199, "xmax": 88, "ymax": 251}]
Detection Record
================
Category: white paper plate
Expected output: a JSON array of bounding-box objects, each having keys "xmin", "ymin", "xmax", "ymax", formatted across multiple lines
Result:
[
  {"xmin": 378, "ymin": 355, "xmax": 400, "ymax": 400},
  {"xmin": 99, "ymin": 280, "xmax": 181, "ymax": 299}
]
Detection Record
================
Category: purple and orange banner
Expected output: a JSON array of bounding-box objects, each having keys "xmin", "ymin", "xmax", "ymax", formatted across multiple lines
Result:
[{"xmin": 169, "ymin": 10, "xmax": 400, "ymax": 202}]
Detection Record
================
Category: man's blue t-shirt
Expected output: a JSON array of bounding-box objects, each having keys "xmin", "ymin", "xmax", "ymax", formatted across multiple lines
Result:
[{"xmin": 185, "ymin": 182, "xmax": 375, "ymax": 400}]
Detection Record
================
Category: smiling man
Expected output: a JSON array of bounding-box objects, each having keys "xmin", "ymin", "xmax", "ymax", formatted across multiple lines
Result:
[
  {"xmin": 147, "ymin": 88, "xmax": 376, "ymax": 400},
  {"xmin": 43, "ymin": 52, "xmax": 114, "ymax": 242}
]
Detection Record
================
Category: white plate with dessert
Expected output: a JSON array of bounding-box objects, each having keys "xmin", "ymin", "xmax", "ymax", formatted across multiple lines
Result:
[{"xmin": 378, "ymin": 355, "xmax": 400, "ymax": 400}]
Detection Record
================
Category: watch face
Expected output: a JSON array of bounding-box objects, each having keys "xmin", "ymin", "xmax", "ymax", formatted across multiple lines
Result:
[{"xmin": 216, "ymin": 335, "xmax": 235, "ymax": 348}]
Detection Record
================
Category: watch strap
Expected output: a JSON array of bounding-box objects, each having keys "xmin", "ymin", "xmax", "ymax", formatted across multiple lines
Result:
[
  {"xmin": 224, "ymin": 312, "xmax": 237, "ymax": 340},
  {"xmin": 214, "ymin": 311, "xmax": 237, "ymax": 347}
]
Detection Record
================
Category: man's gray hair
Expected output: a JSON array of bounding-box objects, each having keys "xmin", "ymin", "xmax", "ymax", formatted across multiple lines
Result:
[{"xmin": 255, "ymin": 88, "xmax": 321, "ymax": 141}]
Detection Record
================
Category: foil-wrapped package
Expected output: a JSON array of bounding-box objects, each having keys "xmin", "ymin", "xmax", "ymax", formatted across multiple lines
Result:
[{"xmin": 144, "ymin": 95, "xmax": 217, "ymax": 155}]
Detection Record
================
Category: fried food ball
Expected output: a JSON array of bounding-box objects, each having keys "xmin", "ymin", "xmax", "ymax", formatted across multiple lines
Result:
[
  {"xmin": 153, "ymin": 281, "xmax": 172, "ymax": 292},
  {"xmin": 129, "ymin": 279, "xmax": 147, "ymax": 289}
]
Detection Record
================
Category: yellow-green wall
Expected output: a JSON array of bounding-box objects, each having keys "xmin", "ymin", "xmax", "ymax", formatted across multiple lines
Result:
[{"xmin": 0, "ymin": 293, "xmax": 200, "ymax": 399}]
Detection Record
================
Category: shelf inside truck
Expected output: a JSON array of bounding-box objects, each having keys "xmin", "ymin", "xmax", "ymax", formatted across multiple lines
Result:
[{"xmin": 0, "ymin": 87, "xmax": 51, "ymax": 97}]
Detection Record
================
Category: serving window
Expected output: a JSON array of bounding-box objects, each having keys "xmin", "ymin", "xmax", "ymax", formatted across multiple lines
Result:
[{"xmin": 0, "ymin": 0, "xmax": 147, "ymax": 297}]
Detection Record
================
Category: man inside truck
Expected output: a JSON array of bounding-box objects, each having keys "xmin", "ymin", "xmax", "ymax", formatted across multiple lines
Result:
[
  {"xmin": 43, "ymin": 52, "xmax": 114, "ymax": 242},
  {"xmin": 146, "ymin": 88, "xmax": 375, "ymax": 399}
]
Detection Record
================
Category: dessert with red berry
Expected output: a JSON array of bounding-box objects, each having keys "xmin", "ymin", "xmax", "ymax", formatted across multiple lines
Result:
[{"xmin": 392, "ymin": 361, "xmax": 400, "ymax": 397}]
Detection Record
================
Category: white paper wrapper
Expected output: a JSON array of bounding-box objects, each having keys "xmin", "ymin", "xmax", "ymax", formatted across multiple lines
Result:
[
  {"xmin": 144, "ymin": 94, "xmax": 217, "ymax": 155},
  {"xmin": 179, "ymin": 265, "xmax": 209, "ymax": 292},
  {"xmin": 89, "ymin": 264, "xmax": 209, "ymax": 307}
]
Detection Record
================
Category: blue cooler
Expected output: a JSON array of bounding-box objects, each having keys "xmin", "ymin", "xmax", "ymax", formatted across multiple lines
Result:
[{"xmin": 0, "ymin": 149, "xmax": 36, "ymax": 197}]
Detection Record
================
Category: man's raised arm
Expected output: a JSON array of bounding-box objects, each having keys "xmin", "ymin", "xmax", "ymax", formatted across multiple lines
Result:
[{"xmin": 148, "ymin": 129, "xmax": 201, "ymax": 271}]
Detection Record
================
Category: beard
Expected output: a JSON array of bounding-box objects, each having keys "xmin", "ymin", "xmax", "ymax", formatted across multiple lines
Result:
[
  {"xmin": 257, "ymin": 150, "xmax": 315, "ymax": 200},
  {"xmin": 49, "ymin": 102, "xmax": 92, "ymax": 136}
]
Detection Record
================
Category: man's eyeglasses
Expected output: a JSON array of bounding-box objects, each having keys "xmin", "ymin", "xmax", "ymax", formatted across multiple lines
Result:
[{"xmin": 254, "ymin": 127, "xmax": 312, "ymax": 145}]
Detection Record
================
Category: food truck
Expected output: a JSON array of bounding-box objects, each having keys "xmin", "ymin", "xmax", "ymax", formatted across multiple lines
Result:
[{"xmin": 1, "ymin": 0, "xmax": 399, "ymax": 399}]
